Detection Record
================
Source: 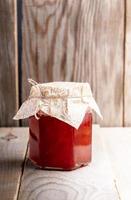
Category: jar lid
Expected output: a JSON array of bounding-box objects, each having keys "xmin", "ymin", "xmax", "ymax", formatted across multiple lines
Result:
[{"xmin": 13, "ymin": 79, "xmax": 102, "ymax": 129}]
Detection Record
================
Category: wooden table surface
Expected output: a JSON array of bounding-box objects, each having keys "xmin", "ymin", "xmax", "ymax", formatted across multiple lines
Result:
[{"xmin": 0, "ymin": 126, "xmax": 131, "ymax": 200}]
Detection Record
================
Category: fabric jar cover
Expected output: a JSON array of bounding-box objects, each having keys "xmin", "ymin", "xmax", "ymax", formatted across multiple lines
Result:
[{"xmin": 13, "ymin": 79, "xmax": 102, "ymax": 129}]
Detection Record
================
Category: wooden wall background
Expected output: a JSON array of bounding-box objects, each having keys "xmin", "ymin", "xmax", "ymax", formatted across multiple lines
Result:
[{"xmin": 0, "ymin": 0, "xmax": 130, "ymax": 127}]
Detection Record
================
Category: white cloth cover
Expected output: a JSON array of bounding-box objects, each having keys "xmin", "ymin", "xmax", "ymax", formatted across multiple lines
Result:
[{"xmin": 13, "ymin": 80, "xmax": 102, "ymax": 129}]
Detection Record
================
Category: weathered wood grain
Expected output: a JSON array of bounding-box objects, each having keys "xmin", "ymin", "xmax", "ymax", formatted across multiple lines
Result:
[
  {"xmin": 101, "ymin": 128, "xmax": 131, "ymax": 200},
  {"xmin": 1, "ymin": 127, "xmax": 131, "ymax": 200},
  {"xmin": 0, "ymin": 128, "xmax": 28, "ymax": 200},
  {"xmin": 18, "ymin": 126, "xmax": 119, "ymax": 200},
  {"xmin": 91, "ymin": 0, "xmax": 124, "ymax": 126},
  {"xmin": 124, "ymin": 0, "xmax": 131, "ymax": 126},
  {"xmin": 20, "ymin": 0, "xmax": 124, "ymax": 126},
  {"xmin": 0, "ymin": 0, "xmax": 19, "ymax": 126}
]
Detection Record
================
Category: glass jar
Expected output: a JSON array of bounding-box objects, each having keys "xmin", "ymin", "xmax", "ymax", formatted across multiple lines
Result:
[{"xmin": 28, "ymin": 111, "xmax": 92, "ymax": 170}]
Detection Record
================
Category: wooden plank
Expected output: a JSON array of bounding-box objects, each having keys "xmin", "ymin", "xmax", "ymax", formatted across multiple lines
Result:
[
  {"xmin": 0, "ymin": 128, "xmax": 28, "ymax": 200},
  {"xmin": 0, "ymin": 0, "xmax": 19, "ymax": 126},
  {"xmin": 91, "ymin": 0, "xmax": 124, "ymax": 126},
  {"xmin": 124, "ymin": 0, "xmax": 131, "ymax": 126},
  {"xmin": 18, "ymin": 126, "xmax": 119, "ymax": 200},
  {"xmin": 101, "ymin": 128, "xmax": 131, "ymax": 200},
  {"xmin": 20, "ymin": 0, "xmax": 124, "ymax": 126}
]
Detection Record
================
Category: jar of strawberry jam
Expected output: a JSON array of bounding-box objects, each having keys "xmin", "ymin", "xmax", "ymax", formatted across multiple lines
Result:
[
  {"xmin": 28, "ymin": 111, "xmax": 92, "ymax": 170},
  {"xmin": 13, "ymin": 80, "xmax": 101, "ymax": 170}
]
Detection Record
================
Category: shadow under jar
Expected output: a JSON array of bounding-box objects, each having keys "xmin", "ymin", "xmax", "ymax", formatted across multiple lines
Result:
[{"xmin": 28, "ymin": 111, "xmax": 92, "ymax": 171}]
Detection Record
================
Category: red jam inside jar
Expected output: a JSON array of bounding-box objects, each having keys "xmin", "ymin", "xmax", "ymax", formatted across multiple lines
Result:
[{"xmin": 28, "ymin": 112, "xmax": 92, "ymax": 170}]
